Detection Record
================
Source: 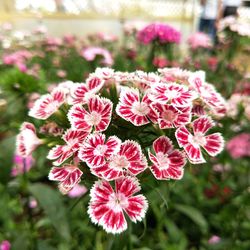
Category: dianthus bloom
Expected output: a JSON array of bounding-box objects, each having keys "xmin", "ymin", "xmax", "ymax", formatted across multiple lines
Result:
[
  {"xmin": 88, "ymin": 177, "xmax": 148, "ymax": 234},
  {"xmin": 176, "ymin": 116, "xmax": 224, "ymax": 164},
  {"xmin": 137, "ymin": 23, "xmax": 181, "ymax": 44},
  {"xmin": 187, "ymin": 32, "xmax": 212, "ymax": 49},
  {"xmin": 18, "ymin": 67, "xmax": 225, "ymax": 235},
  {"xmin": 16, "ymin": 122, "xmax": 42, "ymax": 157}
]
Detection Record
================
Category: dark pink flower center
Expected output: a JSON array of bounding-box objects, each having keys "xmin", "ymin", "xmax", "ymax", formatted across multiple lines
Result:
[
  {"xmin": 162, "ymin": 110, "xmax": 177, "ymax": 122},
  {"xmin": 131, "ymin": 101, "xmax": 150, "ymax": 116},
  {"xmin": 85, "ymin": 111, "xmax": 101, "ymax": 126}
]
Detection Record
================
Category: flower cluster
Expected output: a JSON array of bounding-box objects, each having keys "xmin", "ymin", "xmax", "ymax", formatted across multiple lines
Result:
[
  {"xmin": 187, "ymin": 32, "xmax": 212, "ymax": 50},
  {"xmin": 16, "ymin": 67, "xmax": 225, "ymax": 234},
  {"xmin": 137, "ymin": 23, "xmax": 181, "ymax": 45},
  {"xmin": 218, "ymin": 16, "xmax": 250, "ymax": 37}
]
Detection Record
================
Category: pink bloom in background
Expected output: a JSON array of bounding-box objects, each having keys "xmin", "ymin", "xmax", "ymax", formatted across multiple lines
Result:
[
  {"xmin": 0, "ymin": 240, "xmax": 11, "ymax": 250},
  {"xmin": 88, "ymin": 176, "xmax": 148, "ymax": 234},
  {"xmin": 16, "ymin": 122, "xmax": 42, "ymax": 157},
  {"xmin": 149, "ymin": 136, "xmax": 186, "ymax": 180},
  {"xmin": 2, "ymin": 22, "xmax": 12, "ymax": 31},
  {"xmin": 45, "ymin": 37, "xmax": 62, "ymax": 46},
  {"xmin": 67, "ymin": 184, "xmax": 88, "ymax": 198},
  {"xmin": 81, "ymin": 47, "xmax": 113, "ymax": 66},
  {"xmin": 208, "ymin": 235, "xmax": 221, "ymax": 244},
  {"xmin": 11, "ymin": 154, "xmax": 34, "ymax": 176},
  {"xmin": 29, "ymin": 198, "xmax": 38, "ymax": 208},
  {"xmin": 2, "ymin": 50, "xmax": 32, "ymax": 72},
  {"xmin": 57, "ymin": 70, "xmax": 67, "ymax": 78},
  {"xmin": 97, "ymin": 32, "xmax": 118, "ymax": 42},
  {"xmin": 176, "ymin": 116, "xmax": 224, "ymax": 164},
  {"xmin": 226, "ymin": 133, "xmax": 250, "ymax": 159},
  {"xmin": 137, "ymin": 23, "xmax": 181, "ymax": 45},
  {"xmin": 63, "ymin": 34, "xmax": 76, "ymax": 45},
  {"xmin": 153, "ymin": 57, "xmax": 169, "ymax": 68},
  {"xmin": 187, "ymin": 32, "xmax": 212, "ymax": 50},
  {"xmin": 207, "ymin": 57, "xmax": 218, "ymax": 71}
]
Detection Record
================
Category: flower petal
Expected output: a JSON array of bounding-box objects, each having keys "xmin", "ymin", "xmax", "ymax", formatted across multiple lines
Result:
[{"xmin": 203, "ymin": 133, "xmax": 224, "ymax": 156}]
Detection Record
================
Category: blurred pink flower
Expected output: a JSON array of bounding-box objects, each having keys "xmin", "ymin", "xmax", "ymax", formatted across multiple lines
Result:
[
  {"xmin": 67, "ymin": 184, "xmax": 88, "ymax": 198},
  {"xmin": 63, "ymin": 34, "xmax": 76, "ymax": 45},
  {"xmin": 45, "ymin": 37, "xmax": 62, "ymax": 46},
  {"xmin": 97, "ymin": 32, "xmax": 118, "ymax": 42},
  {"xmin": 187, "ymin": 32, "xmax": 212, "ymax": 50},
  {"xmin": 137, "ymin": 23, "xmax": 181, "ymax": 45},
  {"xmin": 57, "ymin": 70, "xmax": 67, "ymax": 78},
  {"xmin": 208, "ymin": 235, "xmax": 221, "ymax": 244},
  {"xmin": 29, "ymin": 198, "xmax": 38, "ymax": 208},
  {"xmin": 11, "ymin": 154, "xmax": 34, "ymax": 176},
  {"xmin": 81, "ymin": 47, "xmax": 113, "ymax": 66},
  {"xmin": 213, "ymin": 164, "xmax": 231, "ymax": 172},
  {"xmin": 226, "ymin": 133, "xmax": 250, "ymax": 159},
  {"xmin": 0, "ymin": 240, "xmax": 11, "ymax": 250},
  {"xmin": 153, "ymin": 57, "xmax": 169, "ymax": 68}
]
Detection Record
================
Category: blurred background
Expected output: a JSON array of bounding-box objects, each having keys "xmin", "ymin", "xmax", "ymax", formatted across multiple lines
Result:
[{"xmin": 0, "ymin": 1, "xmax": 250, "ymax": 250}]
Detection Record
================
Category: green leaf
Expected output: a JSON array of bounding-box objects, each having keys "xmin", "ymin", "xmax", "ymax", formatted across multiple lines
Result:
[
  {"xmin": 29, "ymin": 183, "xmax": 71, "ymax": 241},
  {"xmin": 174, "ymin": 204, "xmax": 208, "ymax": 234}
]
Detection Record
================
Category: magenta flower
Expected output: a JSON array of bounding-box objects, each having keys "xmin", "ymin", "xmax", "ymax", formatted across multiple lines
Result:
[
  {"xmin": 0, "ymin": 240, "xmax": 11, "ymax": 250},
  {"xmin": 149, "ymin": 136, "xmax": 186, "ymax": 180},
  {"xmin": 137, "ymin": 23, "xmax": 181, "ymax": 45},
  {"xmin": 88, "ymin": 177, "xmax": 148, "ymax": 234}
]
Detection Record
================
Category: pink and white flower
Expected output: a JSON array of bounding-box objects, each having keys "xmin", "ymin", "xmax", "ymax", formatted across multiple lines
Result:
[
  {"xmin": 48, "ymin": 165, "xmax": 83, "ymax": 194},
  {"xmin": 90, "ymin": 140, "xmax": 147, "ymax": 180},
  {"xmin": 175, "ymin": 116, "xmax": 224, "ymax": 164},
  {"xmin": 16, "ymin": 122, "xmax": 42, "ymax": 157},
  {"xmin": 93, "ymin": 67, "xmax": 114, "ymax": 80},
  {"xmin": 88, "ymin": 176, "xmax": 148, "ymax": 234},
  {"xmin": 68, "ymin": 95, "xmax": 113, "ymax": 132},
  {"xmin": 47, "ymin": 129, "xmax": 89, "ymax": 166},
  {"xmin": 70, "ymin": 76, "xmax": 104, "ymax": 105},
  {"xmin": 79, "ymin": 133, "xmax": 121, "ymax": 167},
  {"xmin": 116, "ymin": 88, "xmax": 158, "ymax": 126},
  {"xmin": 150, "ymin": 83, "xmax": 196, "ymax": 107},
  {"xmin": 149, "ymin": 136, "xmax": 186, "ymax": 180},
  {"xmin": 29, "ymin": 88, "xmax": 66, "ymax": 119},
  {"xmin": 153, "ymin": 103, "xmax": 191, "ymax": 128}
]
